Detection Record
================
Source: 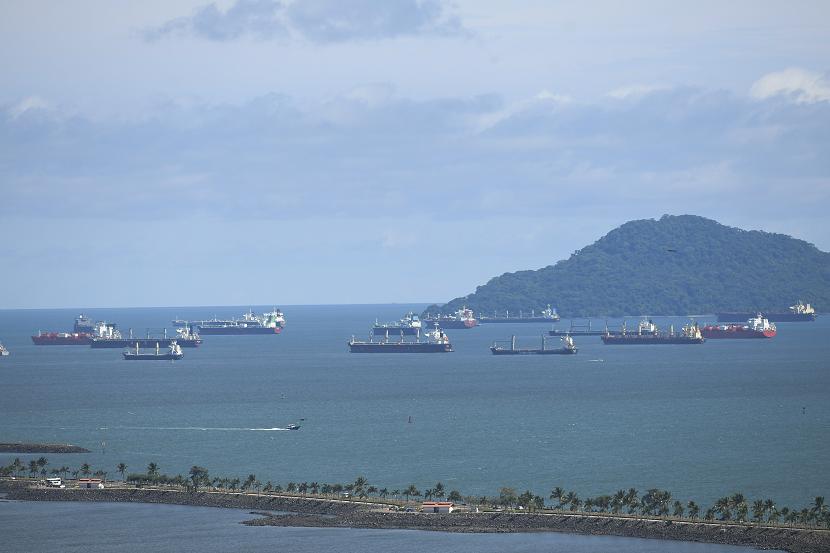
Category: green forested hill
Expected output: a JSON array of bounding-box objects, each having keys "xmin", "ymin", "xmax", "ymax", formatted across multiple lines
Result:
[{"xmin": 426, "ymin": 215, "xmax": 830, "ymax": 317}]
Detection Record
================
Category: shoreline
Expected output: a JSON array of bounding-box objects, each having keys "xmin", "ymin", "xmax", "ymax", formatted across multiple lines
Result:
[
  {"xmin": 3, "ymin": 482, "xmax": 828, "ymax": 553},
  {"xmin": 0, "ymin": 443, "xmax": 90, "ymax": 454}
]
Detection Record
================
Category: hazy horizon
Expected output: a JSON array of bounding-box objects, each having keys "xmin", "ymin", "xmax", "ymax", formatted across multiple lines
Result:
[{"xmin": 2, "ymin": 1, "xmax": 829, "ymax": 309}]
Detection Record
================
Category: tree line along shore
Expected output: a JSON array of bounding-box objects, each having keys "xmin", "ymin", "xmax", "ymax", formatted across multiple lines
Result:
[{"xmin": 3, "ymin": 457, "xmax": 829, "ymax": 546}]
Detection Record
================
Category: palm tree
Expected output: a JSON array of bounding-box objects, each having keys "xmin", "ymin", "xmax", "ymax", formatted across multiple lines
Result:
[
  {"xmin": 392, "ymin": 489, "xmax": 401, "ymax": 500},
  {"xmin": 611, "ymin": 490, "xmax": 625, "ymax": 514},
  {"xmin": 448, "ymin": 490, "xmax": 462, "ymax": 502},
  {"xmin": 80, "ymin": 463, "xmax": 91, "ymax": 477},
  {"xmin": 310, "ymin": 482, "xmax": 319, "ymax": 495},
  {"xmin": 60, "ymin": 466, "xmax": 70, "ymax": 480},
  {"xmin": 243, "ymin": 474, "xmax": 256, "ymax": 491},
  {"xmin": 673, "ymin": 500, "xmax": 684, "ymax": 518},
  {"xmin": 353, "ymin": 476, "xmax": 368, "ymax": 497},
  {"xmin": 752, "ymin": 500, "xmax": 766, "ymax": 522},
  {"xmin": 367, "ymin": 485, "xmax": 378, "ymax": 497},
  {"xmin": 263, "ymin": 481, "xmax": 273, "ymax": 493},
  {"xmin": 812, "ymin": 497, "xmax": 827, "ymax": 522},
  {"xmin": 583, "ymin": 498, "xmax": 594, "ymax": 512},
  {"xmin": 11, "ymin": 458, "xmax": 23, "ymax": 477},
  {"xmin": 189, "ymin": 466, "xmax": 209, "ymax": 491},
  {"xmin": 229, "ymin": 478, "xmax": 241, "ymax": 491},
  {"xmin": 36, "ymin": 457, "xmax": 48, "ymax": 471},
  {"xmin": 117, "ymin": 463, "xmax": 128, "ymax": 481},
  {"xmin": 433, "ymin": 482, "xmax": 445, "ymax": 499},
  {"xmin": 736, "ymin": 501, "xmax": 749, "ymax": 522},
  {"xmin": 687, "ymin": 501, "xmax": 700, "ymax": 519},
  {"xmin": 550, "ymin": 487, "xmax": 565, "ymax": 509},
  {"xmin": 147, "ymin": 463, "xmax": 159, "ymax": 478},
  {"xmin": 298, "ymin": 482, "xmax": 308, "ymax": 495},
  {"xmin": 28, "ymin": 460, "xmax": 39, "ymax": 477},
  {"xmin": 321, "ymin": 483, "xmax": 332, "ymax": 496},
  {"xmin": 404, "ymin": 484, "xmax": 420, "ymax": 502},
  {"xmin": 714, "ymin": 496, "xmax": 731, "ymax": 521},
  {"xmin": 424, "ymin": 488, "xmax": 434, "ymax": 501},
  {"xmin": 379, "ymin": 488, "xmax": 389, "ymax": 499}
]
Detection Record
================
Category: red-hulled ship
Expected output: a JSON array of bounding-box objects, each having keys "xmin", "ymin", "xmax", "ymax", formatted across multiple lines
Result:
[
  {"xmin": 31, "ymin": 331, "xmax": 93, "ymax": 345},
  {"xmin": 702, "ymin": 314, "xmax": 777, "ymax": 339},
  {"xmin": 422, "ymin": 307, "xmax": 478, "ymax": 329}
]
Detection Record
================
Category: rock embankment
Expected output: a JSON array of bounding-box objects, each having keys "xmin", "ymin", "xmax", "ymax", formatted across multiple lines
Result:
[
  {"xmin": 247, "ymin": 510, "xmax": 830, "ymax": 553},
  {"xmin": 0, "ymin": 442, "xmax": 90, "ymax": 453},
  {"xmin": 3, "ymin": 485, "xmax": 365, "ymax": 516}
]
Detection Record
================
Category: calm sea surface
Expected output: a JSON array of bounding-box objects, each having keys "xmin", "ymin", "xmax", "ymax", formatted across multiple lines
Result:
[{"xmin": 0, "ymin": 305, "xmax": 827, "ymax": 510}]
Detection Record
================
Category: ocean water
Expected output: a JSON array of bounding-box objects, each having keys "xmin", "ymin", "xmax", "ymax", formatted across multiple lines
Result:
[
  {"xmin": 0, "ymin": 501, "xmax": 783, "ymax": 553},
  {"xmin": 0, "ymin": 305, "xmax": 828, "ymax": 512}
]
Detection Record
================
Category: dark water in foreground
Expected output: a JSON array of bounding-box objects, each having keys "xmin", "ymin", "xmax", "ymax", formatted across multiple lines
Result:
[
  {"xmin": 0, "ymin": 305, "xmax": 828, "ymax": 510},
  {"xmin": 0, "ymin": 501, "xmax": 781, "ymax": 553}
]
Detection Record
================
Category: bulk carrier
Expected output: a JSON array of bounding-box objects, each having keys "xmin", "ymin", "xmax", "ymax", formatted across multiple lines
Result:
[
  {"xmin": 601, "ymin": 319, "xmax": 705, "ymax": 345},
  {"xmin": 92, "ymin": 326, "xmax": 202, "ymax": 348},
  {"xmin": 479, "ymin": 305, "xmax": 560, "ymax": 324},
  {"xmin": 716, "ymin": 300, "xmax": 816, "ymax": 322},
  {"xmin": 490, "ymin": 334, "xmax": 577, "ymax": 355},
  {"xmin": 123, "ymin": 342, "xmax": 184, "ymax": 361},
  {"xmin": 349, "ymin": 325, "xmax": 453, "ymax": 353}
]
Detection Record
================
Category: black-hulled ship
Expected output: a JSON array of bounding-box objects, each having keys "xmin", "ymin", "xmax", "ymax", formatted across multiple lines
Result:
[
  {"xmin": 716, "ymin": 300, "xmax": 817, "ymax": 322},
  {"xmin": 490, "ymin": 334, "xmax": 577, "ymax": 355},
  {"xmin": 183, "ymin": 309, "xmax": 285, "ymax": 335},
  {"xmin": 349, "ymin": 325, "xmax": 453, "ymax": 353},
  {"xmin": 372, "ymin": 312, "xmax": 422, "ymax": 336},
  {"xmin": 92, "ymin": 326, "xmax": 202, "ymax": 348},
  {"xmin": 601, "ymin": 318, "xmax": 704, "ymax": 345},
  {"xmin": 479, "ymin": 305, "xmax": 560, "ymax": 324},
  {"xmin": 422, "ymin": 307, "xmax": 477, "ymax": 329},
  {"xmin": 549, "ymin": 319, "xmax": 622, "ymax": 337},
  {"xmin": 123, "ymin": 341, "xmax": 183, "ymax": 361}
]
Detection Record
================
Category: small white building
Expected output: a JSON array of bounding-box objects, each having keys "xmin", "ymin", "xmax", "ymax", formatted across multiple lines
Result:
[
  {"xmin": 78, "ymin": 478, "xmax": 104, "ymax": 489},
  {"xmin": 421, "ymin": 501, "xmax": 454, "ymax": 514}
]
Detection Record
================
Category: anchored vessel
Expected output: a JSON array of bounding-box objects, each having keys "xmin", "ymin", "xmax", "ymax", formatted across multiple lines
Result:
[
  {"xmin": 422, "ymin": 307, "xmax": 477, "ymax": 329},
  {"xmin": 349, "ymin": 325, "xmax": 453, "ymax": 353},
  {"xmin": 601, "ymin": 318, "xmax": 705, "ymax": 345},
  {"xmin": 185, "ymin": 309, "xmax": 285, "ymax": 335},
  {"xmin": 702, "ymin": 314, "xmax": 777, "ymax": 339},
  {"xmin": 372, "ymin": 312, "xmax": 422, "ymax": 336},
  {"xmin": 123, "ymin": 341, "xmax": 183, "ymax": 361},
  {"xmin": 480, "ymin": 305, "xmax": 560, "ymax": 324},
  {"xmin": 31, "ymin": 331, "xmax": 93, "ymax": 345},
  {"xmin": 490, "ymin": 334, "xmax": 578, "ymax": 355},
  {"xmin": 92, "ymin": 326, "xmax": 202, "ymax": 348},
  {"xmin": 716, "ymin": 300, "xmax": 816, "ymax": 322},
  {"xmin": 73, "ymin": 314, "xmax": 95, "ymax": 334},
  {"xmin": 550, "ymin": 319, "xmax": 622, "ymax": 337}
]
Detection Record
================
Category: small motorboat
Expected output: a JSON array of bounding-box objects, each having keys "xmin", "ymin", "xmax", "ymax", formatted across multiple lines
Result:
[{"xmin": 286, "ymin": 423, "xmax": 301, "ymax": 430}]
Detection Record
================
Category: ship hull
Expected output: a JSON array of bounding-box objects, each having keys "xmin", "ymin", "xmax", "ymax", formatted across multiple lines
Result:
[
  {"xmin": 349, "ymin": 342, "xmax": 453, "ymax": 353},
  {"xmin": 123, "ymin": 353, "xmax": 183, "ymax": 360},
  {"xmin": 601, "ymin": 335, "xmax": 704, "ymax": 345},
  {"xmin": 549, "ymin": 329, "xmax": 620, "ymax": 336},
  {"xmin": 422, "ymin": 320, "xmax": 477, "ymax": 329},
  {"xmin": 490, "ymin": 347, "xmax": 577, "ymax": 355},
  {"xmin": 32, "ymin": 335, "xmax": 92, "ymax": 345},
  {"xmin": 701, "ymin": 327, "xmax": 776, "ymax": 339},
  {"xmin": 196, "ymin": 326, "xmax": 282, "ymax": 335},
  {"xmin": 716, "ymin": 312, "xmax": 815, "ymax": 322},
  {"xmin": 92, "ymin": 338, "xmax": 202, "ymax": 348}
]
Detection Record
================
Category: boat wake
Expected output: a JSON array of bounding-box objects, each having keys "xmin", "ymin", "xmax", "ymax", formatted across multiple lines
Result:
[{"xmin": 100, "ymin": 426, "xmax": 292, "ymax": 432}]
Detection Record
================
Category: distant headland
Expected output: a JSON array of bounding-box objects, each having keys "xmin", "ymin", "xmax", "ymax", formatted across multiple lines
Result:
[{"xmin": 426, "ymin": 215, "xmax": 829, "ymax": 318}]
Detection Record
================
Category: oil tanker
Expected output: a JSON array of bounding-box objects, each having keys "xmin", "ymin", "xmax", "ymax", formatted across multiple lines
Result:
[
  {"xmin": 601, "ymin": 319, "xmax": 705, "ymax": 345},
  {"xmin": 702, "ymin": 315, "xmax": 776, "ymax": 339},
  {"xmin": 716, "ymin": 300, "xmax": 816, "ymax": 322},
  {"xmin": 31, "ymin": 331, "xmax": 93, "ymax": 345},
  {"xmin": 372, "ymin": 312, "xmax": 421, "ymax": 336},
  {"xmin": 190, "ymin": 309, "xmax": 285, "ymax": 335}
]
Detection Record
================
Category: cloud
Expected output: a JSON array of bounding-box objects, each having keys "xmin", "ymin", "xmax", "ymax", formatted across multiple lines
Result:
[
  {"xmin": 750, "ymin": 68, "xmax": 830, "ymax": 104},
  {"xmin": 144, "ymin": 0, "xmax": 464, "ymax": 43}
]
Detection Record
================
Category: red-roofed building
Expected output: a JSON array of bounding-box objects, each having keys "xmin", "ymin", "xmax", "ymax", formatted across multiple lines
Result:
[
  {"xmin": 78, "ymin": 478, "xmax": 104, "ymax": 489},
  {"xmin": 421, "ymin": 501, "xmax": 454, "ymax": 513}
]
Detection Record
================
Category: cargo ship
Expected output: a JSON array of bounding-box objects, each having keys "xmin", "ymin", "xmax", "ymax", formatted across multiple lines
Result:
[
  {"xmin": 716, "ymin": 300, "xmax": 816, "ymax": 322},
  {"xmin": 702, "ymin": 314, "xmax": 776, "ymax": 339},
  {"xmin": 123, "ymin": 341, "xmax": 183, "ymax": 361},
  {"xmin": 190, "ymin": 309, "xmax": 285, "ymax": 335},
  {"xmin": 92, "ymin": 326, "xmax": 202, "ymax": 348},
  {"xmin": 479, "ymin": 305, "xmax": 560, "ymax": 324},
  {"xmin": 422, "ymin": 307, "xmax": 477, "ymax": 329},
  {"xmin": 372, "ymin": 312, "xmax": 422, "ymax": 336},
  {"xmin": 601, "ymin": 318, "xmax": 705, "ymax": 345},
  {"xmin": 550, "ymin": 319, "xmax": 622, "ymax": 337},
  {"xmin": 349, "ymin": 325, "xmax": 453, "ymax": 353},
  {"xmin": 490, "ymin": 334, "xmax": 577, "ymax": 355}
]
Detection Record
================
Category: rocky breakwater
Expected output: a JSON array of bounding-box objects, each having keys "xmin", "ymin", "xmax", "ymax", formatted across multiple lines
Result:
[
  {"xmin": 2, "ymin": 484, "xmax": 365, "ymax": 516},
  {"xmin": 246, "ymin": 510, "xmax": 830, "ymax": 553},
  {"xmin": 0, "ymin": 442, "xmax": 90, "ymax": 453}
]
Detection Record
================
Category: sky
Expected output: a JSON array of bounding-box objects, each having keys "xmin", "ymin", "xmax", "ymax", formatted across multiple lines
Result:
[{"xmin": 1, "ymin": 0, "xmax": 829, "ymax": 309}]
